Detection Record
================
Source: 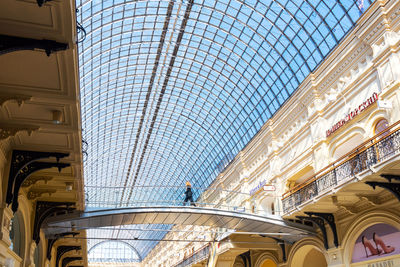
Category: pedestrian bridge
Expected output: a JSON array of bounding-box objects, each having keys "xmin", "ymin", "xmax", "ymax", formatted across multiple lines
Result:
[{"xmin": 44, "ymin": 206, "xmax": 314, "ymax": 243}]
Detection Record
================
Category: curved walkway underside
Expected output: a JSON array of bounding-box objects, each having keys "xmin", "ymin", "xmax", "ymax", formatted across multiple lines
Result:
[{"xmin": 44, "ymin": 206, "xmax": 314, "ymax": 243}]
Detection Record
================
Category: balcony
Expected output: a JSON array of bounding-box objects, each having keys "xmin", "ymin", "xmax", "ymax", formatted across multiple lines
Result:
[
  {"xmin": 282, "ymin": 120, "xmax": 400, "ymax": 214},
  {"xmin": 174, "ymin": 244, "xmax": 210, "ymax": 267}
]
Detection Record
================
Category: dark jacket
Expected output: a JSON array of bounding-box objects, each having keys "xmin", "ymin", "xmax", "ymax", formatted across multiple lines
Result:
[{"xmin": 185, "ymin": 187, "xmax": 193, "ymax": 197}]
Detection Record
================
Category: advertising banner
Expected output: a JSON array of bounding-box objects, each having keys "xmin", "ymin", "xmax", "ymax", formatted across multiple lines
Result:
[{"xmin": 352, "ymin": 223, "xmax": 400, "ymax": 265}]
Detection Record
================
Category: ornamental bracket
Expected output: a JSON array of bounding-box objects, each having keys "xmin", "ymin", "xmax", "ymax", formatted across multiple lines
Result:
[
  {"xmin": 8, "ymin": 150, "xmax": 69, "ymax": 183},
  {"xmin": 33, "ymin": 201, "xmax": 75, "ymax": 244},
  {"xmin": 7, "ymin": 150, "xmax": 69, "ymax": 204},
  {"xmin": 297, "ymin": 215, "xmax": 328, "ymax": 250},
  {"xmin": 8, "ymin": 161, "xmax": 70, "ymax": 212},
  {"xmin": 62, "ymin": 257, "xmax": 82, "ymax": 267},
  {"xmin": 0, "ymin": 34, "xmax": 68, "ymax": 56},
  {"xmin": 380, "ymin": 174, "xmax": 400, "ymax": 182},
  {"xmin": 305, "ymin": 212, "xmax": 339, "ymax": 247},
  {"xmin": 56, "ymin": 246, "xmax": 82, "ymax": 267},
  {"xmin": 47, "ymin": 232, "xmax": 79, "ymax": 260},
  {"xmin": 37, "ymin": 0, "xmax": 53, "ymax": 7},
  {"xmin": 366, "ymin": 181, "xmax": 400, "ymax": 202}
]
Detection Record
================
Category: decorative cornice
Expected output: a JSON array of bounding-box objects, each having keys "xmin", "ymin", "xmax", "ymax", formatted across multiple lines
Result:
[
  {"xmin": 0, "ymin": 124, "xmax": 39, "ymax": 141},
  {"xmin": 22, "ymin": 176, "xmax": 53, "ymax": 187},
  {"xmin": 0, "ymin": 94, "xmax": 31, "ymax": 107},
  {"xmin": 27, "ymin": 188, "xmax": 57, "ymax": 200},
  {"xmin": 318, "ymin": 42, "xmax": 369, "ymax": 94}
]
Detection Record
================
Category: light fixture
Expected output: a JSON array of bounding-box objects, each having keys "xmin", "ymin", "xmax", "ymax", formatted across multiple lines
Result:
[
  {"xmin": 52, "ymin": 110, "xmax": 63, "ymax": 124},
  {"xmin": 65, "ymin": 182, "xmax": 73, "ymax": 191}
]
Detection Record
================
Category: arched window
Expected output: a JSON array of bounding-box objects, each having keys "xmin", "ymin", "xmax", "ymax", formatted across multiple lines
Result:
[
  {"xmin": 333, "ymin": 133, "xmax": 364, "ymax": 160},
  {"xmin": 375, "ymin": 118, "xmax": 389, "ymax": 137}
]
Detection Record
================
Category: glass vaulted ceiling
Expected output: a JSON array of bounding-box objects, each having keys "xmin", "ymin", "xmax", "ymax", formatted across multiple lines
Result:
[{"xmin": 77, "ymin": 0, "xmax": 372, "ymax": 263}]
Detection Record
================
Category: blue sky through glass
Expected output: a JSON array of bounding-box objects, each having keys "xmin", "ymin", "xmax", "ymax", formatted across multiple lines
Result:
[{"xmin": 77, "ymin": 0, "xmax": 372, "ymax": 262}]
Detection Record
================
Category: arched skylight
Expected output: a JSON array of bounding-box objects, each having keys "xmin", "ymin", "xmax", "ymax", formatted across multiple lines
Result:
[
  {"xmin": 88, "ymin": 240, "xmax": 142, "ymax": 262},
  {"xmin": 77, "ymin": 0, "xmax": 373, "ymax": 262}
]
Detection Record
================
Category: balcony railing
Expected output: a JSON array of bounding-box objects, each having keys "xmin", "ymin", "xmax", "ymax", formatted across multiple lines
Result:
[
  {"xmin": 174, "ymin": 244, "xmax": 210, "ymax": 267},
  {"xmin": 282, "ymin": 120, "xmax": 400, "ymax": 214}
]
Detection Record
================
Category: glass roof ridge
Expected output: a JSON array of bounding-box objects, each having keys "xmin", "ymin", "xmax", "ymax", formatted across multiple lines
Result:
[
  {"xmin": 124, "ymin": 0, "xmax": 195, "ymax": 203},
  {"xmin": 119, "ymin": 0, "xmax": 177, "ymax": 203}
]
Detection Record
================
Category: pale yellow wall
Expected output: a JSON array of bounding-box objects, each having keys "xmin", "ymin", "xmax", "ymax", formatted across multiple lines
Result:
[
  {"xmin": 260, "ymin": 259, "xmax": 276, "ymax": 267},
  {"xmin": 303, "ymin": 248, "xmax": 327, "ymax": 267}
]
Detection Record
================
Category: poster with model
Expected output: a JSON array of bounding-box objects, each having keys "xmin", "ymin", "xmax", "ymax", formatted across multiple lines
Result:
[{"xmin": 352, "ymin": 223, "xmax": 400, "ymax": 263}]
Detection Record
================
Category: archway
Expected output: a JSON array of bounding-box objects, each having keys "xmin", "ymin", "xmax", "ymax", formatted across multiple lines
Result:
[
  {"xmin": 88, "ymin": 240, "xmax": 142, "ymax": 263},
  {"xmin": 332, "ymin": 132, "xmax": 364, "ymax": 160},
  {"xmin": 290, "ymin": 245, "xmax": 327, "ymax": 267},
  {"xmin": 259, "ymin": 196, "xmax": 275, "ymax": 215}
]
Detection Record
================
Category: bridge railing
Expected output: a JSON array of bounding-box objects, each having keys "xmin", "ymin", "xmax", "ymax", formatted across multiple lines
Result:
[
  {"xmin": 85, "ymin": 200, "xmax": 251, "ymax": 212},
  {"xmin": 86, "ymin": 185, "xmax": 288, "ymax": 216},
  {"xmin": 282, "ymin": 120, "xmax": 400, "ymax": 214},
  {"xmin": 174, "ymin": 244, "xmax": 210, "ymax": 267},
  {"xmin": 84, "ymin": 185, "xmax": 273, "ymax": 215}
]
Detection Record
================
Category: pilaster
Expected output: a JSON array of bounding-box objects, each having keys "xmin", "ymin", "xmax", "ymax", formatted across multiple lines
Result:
[
  {"xmin": 326, "ymin": 247, "xmax": 345, "ymax": 267},
  {"xmin": 0, "ymin": 207, "xmax": 12, "ymax": 247}
]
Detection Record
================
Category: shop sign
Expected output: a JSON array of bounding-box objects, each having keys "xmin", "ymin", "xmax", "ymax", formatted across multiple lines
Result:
[
  {"xmin": 353, "ymin": 258, "xmax": 400, "ymax": 267},
  {"xmin": 250, "ymin": 179, "xmax": 266, "ymax": 195},
  {"xmin": 366, "ymin": 259, "xmax": 396, "ymax": 267},
  {"xmin": 263, "ymin": 185, "xmax": 276, "ymax": 191},
  {"xmin": 326, "ymin": 92, "xmax": 378, "ymax": 137}
]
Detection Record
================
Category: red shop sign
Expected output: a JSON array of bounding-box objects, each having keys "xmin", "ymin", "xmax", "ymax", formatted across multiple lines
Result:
[{"xmin": 326, "ymin": 92, "xmax": 378, "ymax": 137}]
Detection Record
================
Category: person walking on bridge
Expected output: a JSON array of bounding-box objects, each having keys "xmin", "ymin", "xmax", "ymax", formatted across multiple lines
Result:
[{"xmin": 184, "ymin": 181, "xmax": 196, "ymax": 206}]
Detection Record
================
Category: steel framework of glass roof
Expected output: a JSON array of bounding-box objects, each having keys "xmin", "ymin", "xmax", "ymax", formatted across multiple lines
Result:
[{"xmin": 77, "ymin": 0, "xmax": 372, "ymax": 263}]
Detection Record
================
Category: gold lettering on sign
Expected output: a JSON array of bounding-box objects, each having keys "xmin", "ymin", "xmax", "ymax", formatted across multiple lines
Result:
[{"xmin": 367, "ymin": 259, "xmax": 394, "ymax": 267}]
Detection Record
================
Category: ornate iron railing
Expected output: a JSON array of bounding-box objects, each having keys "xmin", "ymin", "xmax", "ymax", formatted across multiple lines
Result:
[
  {"xmin": 282, "ymin": 121, "xmax": 400, "ymax": 214},
  {"xmin": 174, "ymin": 244, "xmax": 210, "ymax": 267}
]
